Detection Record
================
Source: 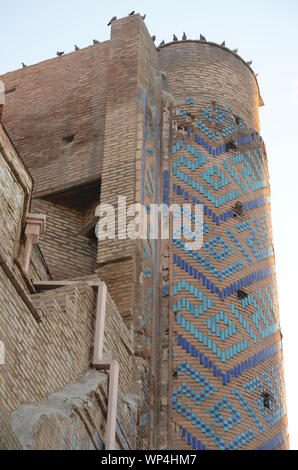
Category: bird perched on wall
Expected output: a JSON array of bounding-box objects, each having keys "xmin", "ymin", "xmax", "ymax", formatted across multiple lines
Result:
[
  {"xmin": 182, "ymin": 32, "xmax": 187, "ymax": 40},
  {"xmin": 246, "ymin": 60, "xmax": 252, "ymax": 65},
  {"xmin": 57, "ymin": 51, "xmax": 64, "ymax": 56},
  {"xmin": 159, "ymin": 40, "xmax": 165, "ymax": 47},
  {"xmin": 141, "ymin": 14, "xmax": 146, "ymax": 20},
  {"xmin": 221, "ymin": 40, "xmax": 226, "ymax": 46},
  {"xmin": 22, "ymin": 62, "xmax": 27, "ymax": 68},
  {"xmin": 232, "ymin": 48, "xmax": 238, "ymax": 53},
  {"xmin": 173, "ymin": 34, "xmax": 178, "ymax": 41},
  {"xmin": 93, "ymin": 39, "xmax": 100, "ymax": 44},
  {"xmin": 151, "ymin": 35, "xmax": 156, "ymax": 42},
  {"xmin": 107, "ymin": 16, "xmax": 117, "ymax": 26},
  {"xmin": 128, "ymin": 11, "xmax": 135, "ymax": 15},
  {"xmin": 75, "ymin": 45, "xmax": 80, "ymax": 51},
  {"xmin": 200, "ymin": 34, "xmax": 206, "ymax": 41}
]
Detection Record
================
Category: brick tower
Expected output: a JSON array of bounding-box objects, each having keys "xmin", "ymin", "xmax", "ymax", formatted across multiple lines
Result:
[
  {"xmin": 0, "ymin": 14, "xmax": 288, "ymax": 450},
  {"xmin": 159, "ymin": 41, "xmax": 289, "ymax": 450}
]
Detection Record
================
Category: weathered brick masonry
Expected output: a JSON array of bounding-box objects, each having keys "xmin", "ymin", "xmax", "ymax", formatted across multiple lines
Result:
[
  {"xmin": 0, "ymin": 13, "xmax": 288, "ymax": 450},
  {"xmin": 1, "ymin": 42, "xmax": 109, "ymax": 196},
  {"xmin": 0, "ymin": 116, "xmax": 137, "ymax": 449},
  {"xmin": 158, "ymin": 41, "xmax": 288, "ymax": 449}
]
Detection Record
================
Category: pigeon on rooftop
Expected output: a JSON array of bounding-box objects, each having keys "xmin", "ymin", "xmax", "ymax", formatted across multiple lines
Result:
[
  {"xmin": 159, "ymin": 40, "xmax": 165, "ymax": 47},
  {"xmin": 22, "ymin": 62, "xmax": 27, "ymax": 68},
  {"xmin": 200, "ymin": 34, "xmax": 206, "ymax": 41},
  {"xmin": 246, "ymin": 60, "xmax": 252, "ymax": 65},
  {"xmin": 107, "ymin": 16, "xmax": 117, "ymax": 26},
  {"xmin": 75, "ymin": 45, "xmax": 80, "ymax": 51},
  {"xmin": 182, "ymin": 32, "xmax": 187, "ymax": 40},
  {"xmin": 173, "ymin": 34, "xmax": 178, "ymax": 41},
  {"xmin": 141, "ymin": 14, "xmax": 146, "ymax": 20},
  {"xmin": 57, "ymin": 51, "xmax": 64, "ymax": 56},
  {"xmin": 151, "ymin": 35, "xmax": 156, "ymax": 42},
  {"xmin": 129, "ymin": 11, "xmax": 135, "ymax": 15},
  {"xmin": 221, "ymin": 41, "xmax": 226, "ymax": 46},
  {"xmin": 93, "ymin": 39, "xmax": 100, "ymax": 44}
]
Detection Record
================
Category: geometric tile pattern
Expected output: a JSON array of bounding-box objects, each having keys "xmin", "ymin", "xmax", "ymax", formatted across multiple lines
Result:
[{"xmin": 170, "ymin": 98, "xmax": 288, "ymax": 450}]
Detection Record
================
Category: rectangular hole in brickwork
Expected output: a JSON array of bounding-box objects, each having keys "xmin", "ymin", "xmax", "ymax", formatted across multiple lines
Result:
[
  {"xmin": 233, "ymin": 114, "xmax": 241, "ymax": 125},
  {"xmin": 225, "ymin": 140, "xmax": 237, "ymax": 151},
  {"xmin": 4, "ymin": 87, "xmax": 16, "ymax": 95},
  {"xmin": 42, "ymin": 179, "xmax": 101, "ymax": 212},
  {"xmin": 62, "ymin": 134, "xmax": 75, "ymax": 144}
]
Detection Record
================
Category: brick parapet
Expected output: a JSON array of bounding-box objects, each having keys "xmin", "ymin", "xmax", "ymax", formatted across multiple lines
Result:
[{"xmin": 159, "ymin": 41, "xmax": 261, "ymax": 131}]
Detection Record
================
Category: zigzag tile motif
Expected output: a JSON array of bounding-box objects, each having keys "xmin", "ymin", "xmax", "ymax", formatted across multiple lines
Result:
[
  {"xmin": 173, "ymin": 240, "xmax": 244, "ymax": 280},
  {"xmin": 173, "ymin": 183, "xmax": 266, "ymax": 219},
  {"xmin": 174, "ymin": 337, "xmax": 283, "ymax": 448},
  {"xmin": 173, "ymin": 253, "xmax": 273, "ymax": 298},
  {"xmin": 176, "ymin": 334, "xmax": 280, "ymax": 383},
  {"xmin": 256, "ymin": 432, "xmax": 286, "ymax": 450},
  {"xmin": 170, "ymin": 98, "xmax": 288, "ymax": 450}
]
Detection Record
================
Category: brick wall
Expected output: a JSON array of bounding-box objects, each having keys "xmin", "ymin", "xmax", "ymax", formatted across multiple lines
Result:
[
  {"xmin": 0, "ymin": 42, "xmax": 109, "ymax": 197},
  {"xmin": 0, "ymin": 277, "xmax": 137, "ymax": 448},
  {"xmin": 0, "ymin": 282, "xmax": 95, "ymax": 414},
  {"xmin": 98, "ymin": 259, "xmax": 135, "ymax": 325},
  {"xmin": 0, "ymin": 94, "xmax": 139, "ymax": 449},
  {"xmin": 0, "ymin": 124, "xmax": 32, "ymax": 267},
  {"xmin": 96, "ymin": 16, "xmax": 162, "ymax": 448},
  {"xmin": 97, "ymin": 16, "xmax": 142, "ymax": 264},
  {"xmin": 103, "ymin": 288, "xmax": 137, "ymax": 445}
]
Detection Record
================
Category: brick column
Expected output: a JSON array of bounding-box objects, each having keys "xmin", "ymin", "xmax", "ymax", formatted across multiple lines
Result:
[{"xmin": 97, "ymin": 15, "xmax": 163, "ymax": 449}]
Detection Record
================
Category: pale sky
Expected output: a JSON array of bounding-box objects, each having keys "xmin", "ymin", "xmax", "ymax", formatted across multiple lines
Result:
[{"xmin": 1, "ymin": 0, "xmax": 298, "ymax": 449}]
